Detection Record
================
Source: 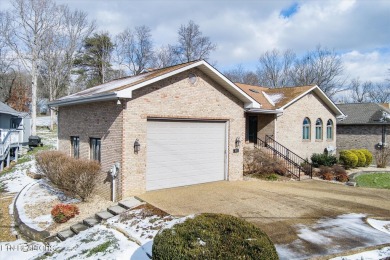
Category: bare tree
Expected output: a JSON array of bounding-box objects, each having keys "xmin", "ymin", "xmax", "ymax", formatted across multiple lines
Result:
[
  {"xmin": 0, "ymin": 25, "xmax": 16, "ymax": 102},
  {"xmin": 257, "ymin": 49, "xmax": 295, "ymax": 87},
  {"xmin": 175, "ymin": 20, "xmax": 217, "ymax": 63},
  {"xmin": 224, "ymin": 64, "xmax": 260, "ymax": 85},
  {"xmin": 153, "ymin": 45, "xmax": 177, "ymax": 69},
  {"xmin": 291, "ymin": 46, "xmax": 346, "ymax": 98},
  {"xmin": 40, "ymin": 6, "xmax": 94, "ymax": 130},
  {"xmin": 369, "ymin": 82, "xmax": 390, "ymax": 103},
  {"xmin": 349, "ymin": 78, "xmax": 372, "ymax": 103},
  {"xmin": 115, "ymin": 26, "xmax": 154, "ymax": 76},
  {"xmin": 1, "ymin": 0, "xmax": 61, "ymax": 135}
]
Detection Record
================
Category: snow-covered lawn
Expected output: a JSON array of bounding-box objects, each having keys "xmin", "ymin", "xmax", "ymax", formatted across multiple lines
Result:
[
  {"xmin": 0, "ymin": 205, "xmax": 188, "ymax": 259},
  {"xmin": 276, "ymin": 213, "xmax": 390, "ymax": 259}
]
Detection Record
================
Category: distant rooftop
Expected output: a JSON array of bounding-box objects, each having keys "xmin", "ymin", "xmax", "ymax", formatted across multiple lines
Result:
[{"xmin": 337, "ymin": 103, "xmax": 390, "ymax": 125}]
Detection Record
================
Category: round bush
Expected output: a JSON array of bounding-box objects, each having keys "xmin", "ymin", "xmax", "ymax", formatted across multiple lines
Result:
[
  {"xmin": 339, "ymin": 150, "xmax": 358, "ymax": 169},
  {"xmin": 351, "ymin": 150, "xmax": 366, "ymax": 167},
  {"xmin": 152, "ymin": 213, "xmax": 279, "ymax": 260},
  {"xmin": 359, "ymin": 149, "xmax": 373, "ymax": 166}
]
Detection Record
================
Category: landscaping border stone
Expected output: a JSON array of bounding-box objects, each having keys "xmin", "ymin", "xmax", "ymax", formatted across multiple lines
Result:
[{"xmin": 13, "ymin": 182, "xmax": 50, "ymax": 241}]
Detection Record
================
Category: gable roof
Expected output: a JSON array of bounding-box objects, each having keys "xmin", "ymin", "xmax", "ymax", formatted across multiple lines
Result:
[
  {"xmin": 49, "ymin": 60, "xmax": 261, "ymax": 109},
  {"xmin": 0, "ymin": 102, "xmax": 24, "ymax": 116},
  {"xmin": 337, "ymin": 103, "xmax": 390, "ymax": 125},
  {"xmin": 236, "ymin": 83, "xmax": 344, "ymax": 117}
]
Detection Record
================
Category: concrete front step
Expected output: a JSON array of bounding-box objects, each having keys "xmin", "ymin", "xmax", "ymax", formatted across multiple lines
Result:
[
  {"xmin": 119, "ymin": 197, "xmax": 143, "ymax": 209},
  {"xmin": 45, "ymin": 234, "xmax": 61, "ymax": 243},
  {"xmin": 83, "ymin": 217, "xmax": 100, "ymax": 227},
  {"xmin": 57, "ymin": 229, "xmax": 76, "ymax": 241},
  {"xmin": 70, "ymin": 223, "xmax": 89, "ymax": 234},
  {"xmin": 96, "ymin": 211, "xmax": 115, "ymax": 220},
  {"xmin": 107, "ymin": 205, "xmax": 127, "ymax": 215}
]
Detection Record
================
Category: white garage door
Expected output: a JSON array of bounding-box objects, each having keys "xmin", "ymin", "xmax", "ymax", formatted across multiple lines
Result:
[{"xmin": 146, "ymin": 120, "xmax": 226, "ymax": 191}]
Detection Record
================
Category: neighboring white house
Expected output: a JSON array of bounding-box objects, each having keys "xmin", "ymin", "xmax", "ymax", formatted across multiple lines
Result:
[{"xmin": 0, "ymin": 102, "xmax": 31, "ymax": 170}]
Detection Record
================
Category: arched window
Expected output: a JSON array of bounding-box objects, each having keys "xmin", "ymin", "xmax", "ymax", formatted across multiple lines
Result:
[
  {"xmin": 315, "ymin": 118, "xmax": 323, "ymax": 140},
  {"xmin": 302, "ymin": 117, "xmax": 311, "ymax": 140},
  {"xmin": 326, "ymin": 119, "xmax": 333, "ymax": 140}
]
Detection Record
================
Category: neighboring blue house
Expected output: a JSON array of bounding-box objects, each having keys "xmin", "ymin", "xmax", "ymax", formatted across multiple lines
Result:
[{"xmin": 0, "ymin": 102, "xmax": 31, "ymax": 170}]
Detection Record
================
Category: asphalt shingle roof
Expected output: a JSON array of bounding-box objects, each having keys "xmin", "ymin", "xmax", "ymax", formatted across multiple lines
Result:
[
  {"xmin": 235, "ymin": 83, "xmax": 314, "ymax": 109},
  {"xmin": 0, "ymin": 102, "xmax": 22, "ymax": 116},
  {"xmin": 337, "ymin": 103, "xmax": 390, "ymax": 125}
]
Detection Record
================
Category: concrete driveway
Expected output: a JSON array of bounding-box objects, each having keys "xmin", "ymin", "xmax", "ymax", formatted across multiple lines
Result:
[{"xmin": 139, "ymin": 179, "xmax": 390, "ymax": 259}]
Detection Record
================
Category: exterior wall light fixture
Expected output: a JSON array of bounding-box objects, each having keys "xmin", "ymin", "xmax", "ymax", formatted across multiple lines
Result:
[
  {"xmin": 134, "ymin": 139, "xmax": 140, "ymax": 153},
  {"xmin": 235, "ymin": 137, "xmax": 241, "ymax": 148}
]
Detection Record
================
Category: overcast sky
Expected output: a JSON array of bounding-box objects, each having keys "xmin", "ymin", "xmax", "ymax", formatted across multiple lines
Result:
[{"xmin": 2, "ymin": 0, "xmax": 390, "ymax": 83}]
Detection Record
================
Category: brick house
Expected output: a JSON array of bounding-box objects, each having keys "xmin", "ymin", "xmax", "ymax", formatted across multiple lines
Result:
[
  {"xmin": 50, "ymin": 60, "xmax": 344, "ymax": 200},
  {"xmin": 336, "ymin": 103, "xmax": 390, "ymax": 157},
  {"xmin": 236, "ymin": 83, "xmax": 345, "ymax": 159}
]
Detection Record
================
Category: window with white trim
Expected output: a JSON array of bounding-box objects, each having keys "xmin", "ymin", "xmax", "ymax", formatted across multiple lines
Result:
[
  {"xmin": 326, "ymin": 119, "xmax": 333, "ymax": 140},
  {"xmin": 302, "ymin": 117, "xmax": 311, "ymax": 140},
  {"xmin": 90, "ymin": 138, "xmax": 101, "ymax": 162},
  {"xmin": 315, "ymin": 118, "xmax": 323, "ymax": 140}
]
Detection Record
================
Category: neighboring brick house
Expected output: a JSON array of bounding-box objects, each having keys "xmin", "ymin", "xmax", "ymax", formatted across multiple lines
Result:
[
  {"xmin": 236, "ymin": 84, "xmax": 345, "ymax": 159},
  {"xmin": 336, "ymin": 103, "xmax": 390, "ymax": 157},
  {"xmin": 50, "ymin": 60, "xmax": 261, "ymax": 200}
]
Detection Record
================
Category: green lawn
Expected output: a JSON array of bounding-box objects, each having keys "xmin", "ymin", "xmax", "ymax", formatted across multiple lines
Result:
[{"xmin": 355, "ymin": 173, "xmax": 390, "ymax": 189}]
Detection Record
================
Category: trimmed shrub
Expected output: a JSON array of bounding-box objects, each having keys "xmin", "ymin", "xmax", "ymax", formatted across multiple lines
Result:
[
  {"xmin": 244, "ymin": 148, "xmax": 287, "ymax": 177},
  {"xmin": 375, "ymin": 147, "xmax": 390, "ymax": 168},
  {"xmin": 350, "ymin": 150, "xmax": 366, "ymax": 167},
  {"xmin": 310, "ymin": 153, "xmax": 337, "ymax": 167},
  {"xmin": 152, "ymin": 213, "xmax": 278, "ymax": 260},
  {"xmin": 332, "ymin": 165, "xmax": 347, "ymax": 175},
  {"xmin": 339, "ymin": 150, "xmax": 358, "ymax": 169},
  {"xmin": 36, "ymin": 151, "xmax": 101, "ymax": 201},
  {"xmin": 359, "ymin": 149, "xmax": 373, "ymax": 166},
  {"xmin": 322, "ymin": 172, "xmax": 334, "ymax": 181},
  {"xmin": 51, "ymin": 204, "xmax": 79, "ymax": 223},
  {"xmin": 64, "ymin": 160, "xmax": 101, "ymax": 201},
  {"xmin": 336, "ymin": 173, "xmax": 349, "ymax": 182}
]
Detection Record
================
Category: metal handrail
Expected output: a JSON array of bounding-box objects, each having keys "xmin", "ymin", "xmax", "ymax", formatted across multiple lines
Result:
[{"xmin": 256, "ymin": 135, "xmax": 312, "ymax": 180}]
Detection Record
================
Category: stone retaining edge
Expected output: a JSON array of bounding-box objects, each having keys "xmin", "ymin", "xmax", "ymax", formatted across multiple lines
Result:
[{"xmin": 13, "ymin": 182, "xmax": 50, "ymax": 242}]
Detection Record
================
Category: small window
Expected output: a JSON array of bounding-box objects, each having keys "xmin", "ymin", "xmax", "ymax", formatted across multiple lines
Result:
[
  {"xmin": 90, "ymin": 138, "xmax": 101, "ymax": 162},
  {"xmin": 71, "ymin": 136, "xmax": 80, "ymax": 159},
  {"xmin": 315, "ymin": 118, "xmax": 323, "ymax": 140},
  {"xmin": 326, "ymin": 119, "xmax": 333, "ymax": 140},
  {"xmin": 302, "ymin": 117, "xmax": 311, "ymax": 140}
]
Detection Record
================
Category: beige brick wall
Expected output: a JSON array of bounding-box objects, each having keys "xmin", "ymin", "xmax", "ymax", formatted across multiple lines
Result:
[
  {"xmin": 337, "ymin": 124, "xmax": 388, "ymax": 156},
  {"xmin": 121, "ymin": 68, "xmax": 245, "ymax": 197},
  {"xmin": 275, "ymin": 92, "xmax": 337, "ymax": 159},
  {"xmin": 58, "ymin": 102, "xmax": 123, "ymax": 200}
]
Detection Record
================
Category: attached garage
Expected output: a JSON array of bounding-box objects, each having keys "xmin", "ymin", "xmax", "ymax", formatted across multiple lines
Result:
[{"xmin": 146, "ymin": 120, "xmax": 227, "ymax": 191}]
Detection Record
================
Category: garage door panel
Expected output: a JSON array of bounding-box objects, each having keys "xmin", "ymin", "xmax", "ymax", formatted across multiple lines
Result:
[{"xmin": 146, "ymin": 120, "xmax": 226, "ymax": 191}]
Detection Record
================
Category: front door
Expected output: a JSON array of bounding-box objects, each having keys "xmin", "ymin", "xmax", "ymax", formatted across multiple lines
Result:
[{"xmin": 248, "ymin": 116, "xmax": 258, "ymax": 143}]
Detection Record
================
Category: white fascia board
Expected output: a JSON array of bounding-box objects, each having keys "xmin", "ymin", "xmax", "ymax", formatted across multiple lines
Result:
[
  {"xmin": 117, "ymin": 60, "xmax": 261, "ymax": 109},
  {"xmin": 280, "ymin": 86, "xmax": 317, "ymax": 110},
  {"xmin": 48, "ymin": 92, "xmax": 118, "ymax": 107},
  {"xmin": 280, "ymin": 85, "xmax": 345, "ymax": 117},
  {"xmin": 198, "ymin": 62, "xmax": 261, "ymax": 108},
  {"xmin": 312, "ymin": 87, "xmax": 345, "ymax": 117}
]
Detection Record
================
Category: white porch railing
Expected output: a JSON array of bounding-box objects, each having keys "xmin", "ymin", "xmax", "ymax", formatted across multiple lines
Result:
[{"xmin": 0, "ymin": 129, "xmax": 21, "ymax": 160}]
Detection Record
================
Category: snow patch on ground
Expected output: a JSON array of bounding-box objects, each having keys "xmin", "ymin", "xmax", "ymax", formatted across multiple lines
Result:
[
  {"xmin": 367, "ymin": 218, "xmax": 390, "ymax": 235},
  {"xmin": 0, "ymin": 239, "xmax": 47, "ymax": 260},
  {"xmin": 330, "ymin": 246, "xmax": 390, "ymax": 260},
  {"xmin": 0, "ymin": 161, "xmax": 36, "ymax": 193},
  {"xmin": 276, "ymin": 214, "xmax": 390, "ymax": 260}
]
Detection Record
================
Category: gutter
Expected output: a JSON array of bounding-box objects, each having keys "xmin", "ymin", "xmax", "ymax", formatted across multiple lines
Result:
[
  {"xmin": 245, "ymin": 108, "xmax": 284, "ymax": 114},
  {"xmin": 48, "ymin": 92, "xmax": 120, "ymax": 107}
]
